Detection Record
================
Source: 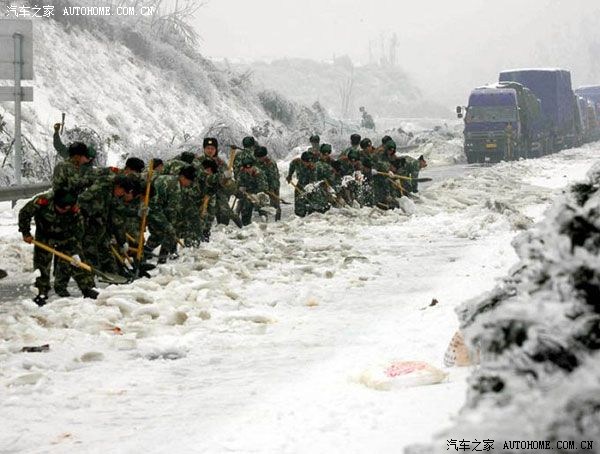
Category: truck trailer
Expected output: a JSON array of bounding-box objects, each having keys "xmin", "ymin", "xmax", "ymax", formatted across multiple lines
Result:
[{"xmin": 499, "ymin": 68, "xmax": 577, "ymax": 152}]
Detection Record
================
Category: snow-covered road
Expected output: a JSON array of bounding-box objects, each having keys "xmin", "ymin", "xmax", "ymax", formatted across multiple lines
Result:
[{"xmin": 0, "ymin": 146, "xmax": 597, "ymax": 453}]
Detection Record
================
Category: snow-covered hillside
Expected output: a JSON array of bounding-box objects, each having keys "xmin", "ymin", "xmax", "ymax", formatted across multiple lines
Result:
[
  {"xmin": 0, "ymin": 14, "xmax": 278, "ymax": 183},
  {"xmin": 0, "ymin": 145, "xmax": 596, "ymax": 453}
]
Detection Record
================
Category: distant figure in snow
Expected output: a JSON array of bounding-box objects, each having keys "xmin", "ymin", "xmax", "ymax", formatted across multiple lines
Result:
[
  {"xmin": 0, "ymin": 269, "xmax": 7, "ymax": 280},
  {"xmin": 359, "ymin": 106, "xmax": 376, "ymax": 131}
]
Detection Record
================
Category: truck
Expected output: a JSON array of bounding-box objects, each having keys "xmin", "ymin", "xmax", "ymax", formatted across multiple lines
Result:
[
  {"xmin": 499, "ymin": 68, "xmax": 577, "ymax": 152},
  {"xmin": 575, "ymin": 85, "xmax": 600, "ymax": 138},
  {"xmin": 457, "ymin": 83, "xmax": 543, "ymax": 163},
  {"xmin": 575, "ymin": 85, "xmax": 600, "ymax": 106}
]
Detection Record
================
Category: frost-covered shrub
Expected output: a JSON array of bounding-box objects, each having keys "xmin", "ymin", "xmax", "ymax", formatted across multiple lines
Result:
[
  {"xmin": 411, "ymin": 163, "xmax": 600, "ymax": 452},
  {"xmin": 259, "ymin": 90, "xmax": 297, "ymax": 127}
]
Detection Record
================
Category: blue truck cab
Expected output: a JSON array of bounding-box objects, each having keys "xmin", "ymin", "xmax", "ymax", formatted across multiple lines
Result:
[{"xmin": 458, "ymin": 87, "xmax": 520, "ymax": 163}]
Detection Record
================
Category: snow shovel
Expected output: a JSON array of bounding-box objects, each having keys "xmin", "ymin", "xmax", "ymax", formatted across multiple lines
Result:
[
  {"xmin": 32, "ymin": 240, "xmax": 128, "ymax": 285},
  {"xmin": 375, "ymin": 172, "xmax": 432, "ymax": 183}
]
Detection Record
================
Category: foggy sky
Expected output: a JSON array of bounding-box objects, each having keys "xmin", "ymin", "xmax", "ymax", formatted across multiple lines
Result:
[{"xmin": 192, "ymin": 0, "xmax": 600, "ymax": 107}]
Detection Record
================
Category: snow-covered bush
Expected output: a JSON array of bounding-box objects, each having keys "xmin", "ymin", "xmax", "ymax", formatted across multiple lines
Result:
[{"xmin": 410, "ymin": 163, "xmax": 600, "ymax": 452}]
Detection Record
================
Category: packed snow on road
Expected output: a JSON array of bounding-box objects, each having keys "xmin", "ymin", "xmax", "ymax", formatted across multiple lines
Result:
[{"xmin": 1, "ymin": 145, "xmax": 597, "ymax": 453}]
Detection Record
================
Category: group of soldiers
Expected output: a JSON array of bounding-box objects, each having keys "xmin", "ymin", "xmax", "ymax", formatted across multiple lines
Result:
[
  {"xmin": 287, "ymin": 134, "xmax": 427, "ymax": 216},
  {"xmin": 17, "ymin": 125, "xmax": 426, "ymax": 306}
]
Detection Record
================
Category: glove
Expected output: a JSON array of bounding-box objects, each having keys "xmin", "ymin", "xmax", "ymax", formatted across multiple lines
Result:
[
  {"xmin": 138, "ymin": 206, "xmax": 149, "ymax": 217},
  {"xmin": 23, "ymin": 235, "xmax": 33, "ymax": 244},
  {"xmin": 53, "ymin": 123, "xmax": 61, "ymax": 133},
  {"xmin": 120, "ymin": 243, "xmax": 129, "ymax": 255},
  {"xmin": 388, "ymin": 171, "xmax": 394, "ymax": 177},
  {"xmin": 238, "ymin": 186, "xmax": 246, "ymax": 193},
  {"xmin": 70, "ymin": 254, "xmax": 82, "ymax": 267},
  {"xmin": 223, "ymin": 170, "xmax": 233, "ymax": 179},
  {"xmin": 371, "ymin": 168, "xmax": 379, "ymax": 176}
]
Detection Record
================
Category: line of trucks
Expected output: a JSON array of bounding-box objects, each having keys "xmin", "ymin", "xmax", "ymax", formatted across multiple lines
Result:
[{"xmin": 457, "ymin": 68, "xmax": 600, "ymax": 163}]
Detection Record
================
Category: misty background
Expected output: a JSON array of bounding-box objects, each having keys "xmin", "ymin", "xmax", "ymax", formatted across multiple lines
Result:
[{"xmin": 192, "ymin": 0, "xmax": 600, "ymax": 118}]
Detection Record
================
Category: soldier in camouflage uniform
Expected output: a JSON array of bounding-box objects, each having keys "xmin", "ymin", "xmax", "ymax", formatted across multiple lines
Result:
[
  {"xmin": 53, "ymin": 123, "xmax": 97, "ymax": 175},
  {"xmin": 162, "ymin": 152, "xmax": 195, "ymax": 176},
  {"xmin": 318, "ymin": 144, "xmax": 340, "ymax": 185},
  {"xmin": 315, "ymin": 144, "xmax": 339, "ymax": 210},
  {"xmin": 341, "ymin": 133, "xmax": 362, "ymax": 158},
  {"xmin": 394, "ymin": 154, "xmax": 427, "ymax": 193},
  {"xmin": 18, "ymin": 189, "xmax": 98, "ymax": 305},
  {"xmin": 236, "ymin": 156, "xmax": 269, "ymax": 226},
  {"xmin": 145, "ymin": 165, "xmax": 196, "ymax": 263},
  {"xmin": 287, "ymin": 151, "xmax": 328, "ymax": 217},
  {"xmin": 197, "ymin": 138, "xmax": 237, "ymax": 228},
  {"xmin": 254, "ymin": 146, "xmax": 281, "ymax": 221},
  {"xmin": 233, "ymin": 136, "xmax": 259, "ymax": 176},
  {"xmin": 373, "ymin": 140, "xmax": 400, "ymax": 208},
  {"xmin": 308, "ymin": 135, "xmax": 321, "ymax": 161},
  {"xmin": 78, "ymin": 175, "xmax": 141, "ymax": 273},
  {"xmin": 52, "ymin": 142, "xmax": 96, "ymax": 195}
]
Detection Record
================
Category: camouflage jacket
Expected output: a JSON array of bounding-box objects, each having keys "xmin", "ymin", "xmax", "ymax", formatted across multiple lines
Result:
[
  {"xmin": 295, "ymin": 161, "xmax": 318, "ymax": 187},
  {"xmin": 237, "ymin": 166, "xmax": 268, "ymax": 194},
  {"xmin": 255, "ymin": 157, "xmax": 280, "ymax": 192},
  {"xmin": 162, "ymin": 159, "xmax": 188, "ymax": 176},
  {"xmin": 52, "ymin": 157, "xmax": 93, "ymax": 195},
  {"xmin": 150, "ymin": 175, "xmax": 182, "ymax": 224},
  {"xmin": 78, "ymin": 178, "xmax": 127, "ymax": 244},
  {"xmin": 18, "ymin": 193, "xmax": 84, "ymax": 248},
  {"xmin": 233, "ymin": 148, "xmax": 256, "ymax": 175}
]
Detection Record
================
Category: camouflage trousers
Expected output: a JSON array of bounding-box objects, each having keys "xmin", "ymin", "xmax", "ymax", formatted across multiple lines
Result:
[
  {"xmin": 294, "ymin": 187, "xmax": 329, "ymax": 217},
  {"xmin": 33, "ymin": 236, "xmax": 95, "ymax": 294},
  {"xmin": 146, "ymin": 215, "xmax": 177, "ymax": 260},
  {"xmin": 83, "ymin": 219, "xmax": 117, "ymax": 273}
]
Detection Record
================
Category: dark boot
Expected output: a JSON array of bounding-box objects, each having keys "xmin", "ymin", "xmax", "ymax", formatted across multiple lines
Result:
[
  {"xmin": 82, "ymin": 288, "xmax": 99, "ymax": 300},
  {"xmin": 33, "ymin": 292, "xmax": 48, "ymax": 307},
  {"xmin": 55, "ymin": 288, "xmax": 71, "ymax": 298}
]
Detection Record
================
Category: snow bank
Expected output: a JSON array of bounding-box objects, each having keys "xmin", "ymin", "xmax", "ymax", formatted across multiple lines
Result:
[{"xmin": 410, "ymin": 159, "xmax": 600, "ymax": 452}]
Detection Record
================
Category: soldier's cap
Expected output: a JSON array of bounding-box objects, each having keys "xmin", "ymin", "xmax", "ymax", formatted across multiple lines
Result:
[
  {"xmin": 179, "ymin": 151, "xmax": 195, "ymax": 164},
  {"xmin": 202, "ymin": 158, "xmax": 219, "ymax": 173},
  {"xmin": 381, "ymin": 135, "xmax": 392, "ymax": 145},
  {"xmin": 360, "ymin": 138, "xmax": 372, "ymax": 149},
  {"xmin": 309, "ymin": 134, "xmax": 320, "ymax": 143},
  {"xmin": 125, "ymin": 157, "xmax": 145, "ymax": 173},
  {"xmin": 347, "ymin": 150, "xmax": 361, "ymax": 161},
  {"xmin": 319, "ymin": 143, "xmax": 332, "ymax": 154},
  {"xmin": 151, "ymin": 158, "xmax": 163, "ymax": 168},
  {"xmin": 53, "ymin": 188, "xmax": 78, "ymax": 208},
  {"xmin": 418, "ymin": 154, "xmax": 426, "ymax": 162},
  {"xmin": 241, "ymin": 156, "xmax": 255, "ymax": 167},
  {"xmin": 242, "ymin": 136, "xmax": 256, "ymax": 148},
  {"xmin": 350, "ymin": 133, "xmax": 361, "ymax": 145},
  {"xmin": 68, "ymin": 141, "xmax": 89, "ymax": 158},
  {"xmin": 179, "ymin": 165, "xmax": 197, "ymax": 181},
  {"xmin": 301, "ymin": 151, "xmax": 313, "ymax": 162},
  {"xmin": 385, "ymin": 140, "xmax": 397, "ymax": 151},
  {"xmin": 203, "ymin": 137, "xmax": 218, "ymax": 149},
  {"xmin": 254, "ymin": 146, "xmax": 268, "ymax": 158}
]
